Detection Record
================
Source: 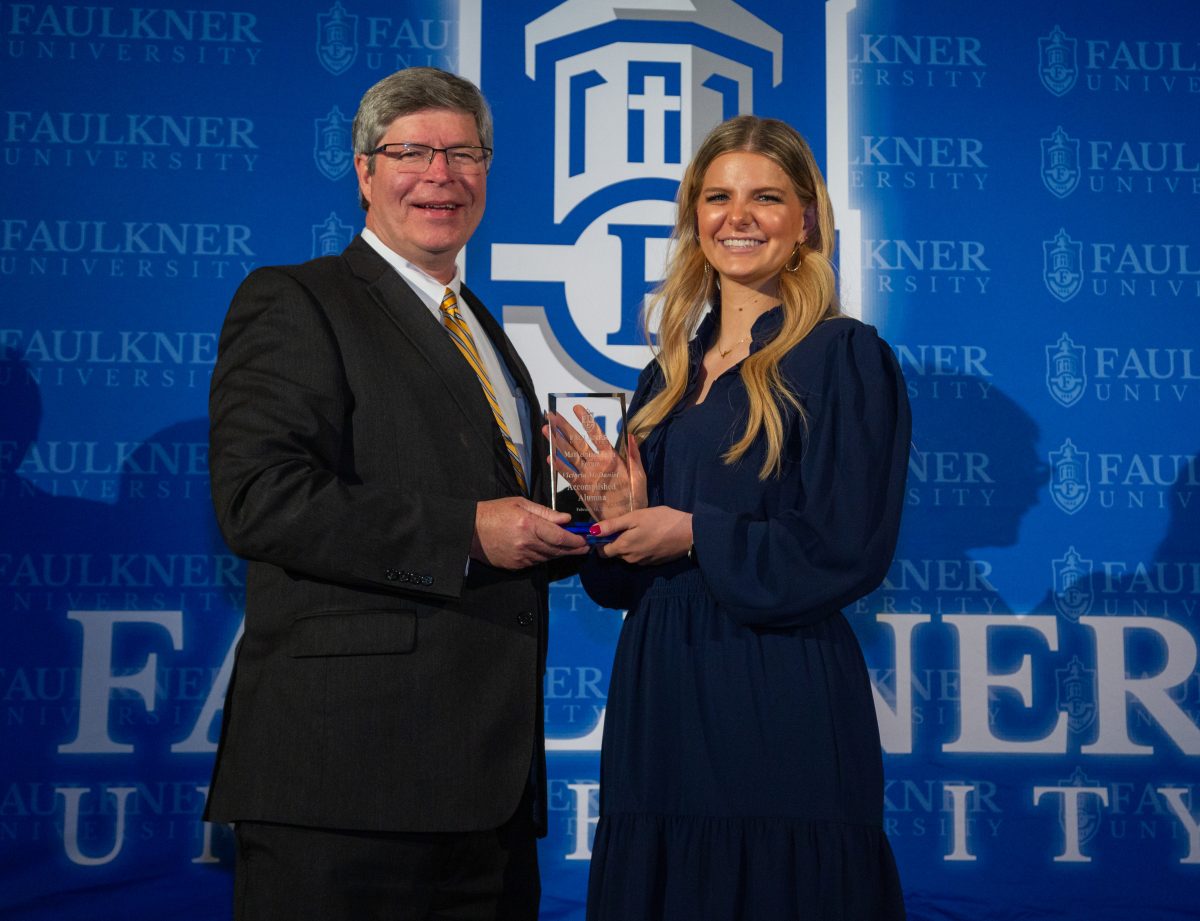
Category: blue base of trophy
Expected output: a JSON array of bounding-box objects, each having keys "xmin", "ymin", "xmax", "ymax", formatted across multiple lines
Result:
[{"xmin": 563, "ymin": 522, "xmax": 616, "ymax": 545}]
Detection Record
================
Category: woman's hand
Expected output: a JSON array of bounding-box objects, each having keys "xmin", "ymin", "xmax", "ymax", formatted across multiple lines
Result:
[
  {"xmin": 591, "ymin": 506, "xmax": 693, "ymax": 565},
  {"xmin": 544, "ymin": 408, "xmax": 647, "ymax": 519}
]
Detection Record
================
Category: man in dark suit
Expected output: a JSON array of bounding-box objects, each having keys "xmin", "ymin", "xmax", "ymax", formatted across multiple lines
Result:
[{"xmin": 205, "ymin": 67, "xmax": 588, "ymax": 920}]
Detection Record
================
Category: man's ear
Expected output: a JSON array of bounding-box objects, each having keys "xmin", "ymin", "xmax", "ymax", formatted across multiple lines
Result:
[{"xmin": 354, "ymin": 153, "xmax": 373, "ymax": 209}]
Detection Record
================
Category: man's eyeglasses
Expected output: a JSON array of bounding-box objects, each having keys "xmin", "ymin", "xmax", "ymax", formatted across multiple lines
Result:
[{"xmin": 370, "ymin": 143, "xmax": 492, "ymax": 175}]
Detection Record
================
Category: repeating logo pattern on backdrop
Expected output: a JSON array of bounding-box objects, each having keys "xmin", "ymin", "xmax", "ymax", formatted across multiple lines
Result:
[
  {"xmin": 1042, "ymin": 230, "xmax": 1200, "ymax": 302},
  {"xmin": 312, "ymin": 212, "xmax": 355, "ymax": 259},
  {"xmin": 1046, "ymin": 333, "xmax": 1086, "ymax": 407},
  {"xmin": 1043, "ymin": 229, "xmax": 1083, "ymax": 302},
  {"xmin": 1044, "ymin": 333, "xmax": 1199, "ymax": 407},
  {"xmin": 313, "ymin": 106, "xmax": 353, "ymax": 180},
  {"xmin": 848, "ymin": 29, "xmax": 987, "ymax": 90},
  {"xmin": 1039, "ymin": 125, "xmax": 1200, "ymax": 198},
  {"xmin": 1041, "ymin": 127, "xmax": 1080, "ymax": 198},
  {"xmin": 1053, "ymin": 547, "xmax": 1094, "ymax": 620},
  {"xmin": 1038, "ymin": 25, "xmax": 1200, "ymax": 96},
  {"xmin": 0, "ymin": 4, "xmax": 263, "ymax": 66},
  {"xmin": 1039, "ymin": 26, "xmax": 1077, "ymax": 96},
  {"xmin": 309, "ymin": 1, "xmax": 457, "ymax": 261},
  {"xmin": 315, "ymin": 1, "xmax": 454, "ymax": 76},
  {"xmin": 317, "ymin": 2, "xmax": 358, "ymax": 75},
  {"xmin": 1055, "ymin": 657, "xmax": 1098, "ymax": 734},
  {"xmin": 2, "ymin": 111, "xmax": 261, "ymax": 173}
]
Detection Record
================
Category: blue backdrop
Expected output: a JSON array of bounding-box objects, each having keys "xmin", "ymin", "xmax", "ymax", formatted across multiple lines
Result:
[{"xmin": 3, "ymin": 1, "xmax": 1197, "ymax": 919}]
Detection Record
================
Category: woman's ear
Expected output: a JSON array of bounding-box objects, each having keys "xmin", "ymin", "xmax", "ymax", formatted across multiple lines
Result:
[{"xmin": 803, "ymin": 202, "xmax": 817, "ymax": 241}]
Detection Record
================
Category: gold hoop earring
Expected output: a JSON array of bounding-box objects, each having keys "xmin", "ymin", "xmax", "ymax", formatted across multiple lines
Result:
[{"xmin": 784, "ymin": 242, "xmax": 802, "ymax": 273}]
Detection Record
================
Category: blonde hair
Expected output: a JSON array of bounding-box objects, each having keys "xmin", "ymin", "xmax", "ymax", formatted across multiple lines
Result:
[{"xmin": 630, "ymin": 115, "xmax": 840, "ymax": 478}]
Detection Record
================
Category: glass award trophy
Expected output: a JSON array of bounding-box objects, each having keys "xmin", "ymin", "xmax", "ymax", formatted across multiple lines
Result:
[{"xmin": 546, "ymin": 393, "xmax": 634, "ymax": 543}]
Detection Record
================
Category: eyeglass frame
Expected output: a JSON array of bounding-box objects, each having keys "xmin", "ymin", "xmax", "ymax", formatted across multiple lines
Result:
[{"xmin": 368, "ymin": 142, "xmax": 494, "ymax": 175}]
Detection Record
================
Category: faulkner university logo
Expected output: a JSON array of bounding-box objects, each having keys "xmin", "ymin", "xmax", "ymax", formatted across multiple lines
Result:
[
  {"xmin": 1052, "ymin": 546, "xmax": 1094, "ymax": 621},
  {"xmin": 312, "ymin": 212, "xmax": 354, "ymax": 258},
  {"xmin": 1056, "ymin": 767, "xmax": 1104, "ymax": 850},
  {"xmin": 1056, "ymin": 656, "xmax": 1097, "ymax": 735},
  {"xmin": 1041, "ymin": 126, "xmax": 1080, "ymax": 198},
  {"xmin": 0, "ymin": 5, "xmax": 262, "ymax": 66},
  {"xmin": 1049, "ymin": 438, "xmax": 1090, "ymax": 514},
  {"xmin": 1043, "ymin": 228, "xmax": 1083, "ymax": 302},
  {"xmin": 314, "ymin": 106, "xmax": 353, "ymax": 180},
  {"xmin": 1045, "ymin": 333, "xmax": 1086, "ymax": 407},
  {"xmin": 1039, "ymin": 26, "xmax": 1077, "ymax": 96},
  {"xmin": 484, "ymin": 0, "xmax": 786, "ymax": 388},
  {"xmin": 317, "ymin": 1, "xmax": 358, "ymax": 75}
]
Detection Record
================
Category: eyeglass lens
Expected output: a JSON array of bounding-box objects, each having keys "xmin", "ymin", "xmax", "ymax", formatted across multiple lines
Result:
[{"xmin": 375, "ymin": 144, "xmax": 489, "ymax": 174}]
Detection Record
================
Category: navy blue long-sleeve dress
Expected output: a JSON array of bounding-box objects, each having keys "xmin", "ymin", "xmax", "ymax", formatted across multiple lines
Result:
[{"xmin": 583, "ymin": 309, "xmax": 911, "ymax": 920}]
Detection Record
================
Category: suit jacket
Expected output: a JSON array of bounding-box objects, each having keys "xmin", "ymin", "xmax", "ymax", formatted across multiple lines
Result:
[{"xmin": 205, "ymin": 236, "xmax": 553, "ymax": 834}]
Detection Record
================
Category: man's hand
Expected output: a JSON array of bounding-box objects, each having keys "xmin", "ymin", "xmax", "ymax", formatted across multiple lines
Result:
[{"xmin": 471, "ymin": 497, "xmax": 590, "ymax": 570}]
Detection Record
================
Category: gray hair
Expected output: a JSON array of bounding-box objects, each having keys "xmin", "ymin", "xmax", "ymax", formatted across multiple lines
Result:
[{"xmin": 353, "ymin": 67, "xmax": 493, "ymax": 211}]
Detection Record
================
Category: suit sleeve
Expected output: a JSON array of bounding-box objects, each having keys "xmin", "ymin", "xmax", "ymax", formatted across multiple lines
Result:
[
  {"xmin": 691, "ymin": 324, "xmax": 911, "ymax": 628},
  {"xmin": 208, "ymin": 267, "xmax": 478, "ymax": 599}
]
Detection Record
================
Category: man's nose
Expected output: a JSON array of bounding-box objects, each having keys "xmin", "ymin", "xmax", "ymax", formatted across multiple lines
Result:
[{"xmin": 425, "ymin": 148, "xmax": 454, "ymax": 178}]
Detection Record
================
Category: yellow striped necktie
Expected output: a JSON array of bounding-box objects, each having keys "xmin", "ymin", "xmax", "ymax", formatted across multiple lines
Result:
[{"xmin": 439, "ymin": 288, "xmax": 528, "ymax": 494}]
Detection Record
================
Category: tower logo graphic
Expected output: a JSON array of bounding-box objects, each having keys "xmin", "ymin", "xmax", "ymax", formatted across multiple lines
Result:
[
  {"xmin": 317, "ymin": 1, "xmax": 359, "ymax": 76},
  {"xmin": 1045, "ymin": 332, "xmax": 1086, "ymax": 407},
  {"xmin": 1049, "ymin": 438, "xmax": 1090, "ymax": 514},
  {"xmin": 1051, "ymin": 546, "xmax": 1094, "ymax": 620},
  {"xmin": 314, "ymin": 106, "xmax": 354, "ymax": 180},
  {"xmin": 1043, "ymin": 229, "xmax": 1084, "ymax": 303},
  {"xmin": 1039, "ymin": 26, "xmax": 1077, "ymax": 97},
  {"xmin": 312, "ymin": 212, "xmax": 355, "ymax": 258},
  {"xmin": 482, "ymin": 0, "xmax": 786, "ymax": 389},
  {"xmin": 1055, "ymin": 656, "xmax": 1097, "ymax": 734},
  {"xmin": 1041, "ymin": 126, "xmax": 1080, "ymax": 198}
]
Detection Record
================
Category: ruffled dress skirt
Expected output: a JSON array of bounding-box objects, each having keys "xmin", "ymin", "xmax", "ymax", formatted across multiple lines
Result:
[{"xmin": 586, "ymin": 568, "xmax": 906, "ymax": 920}]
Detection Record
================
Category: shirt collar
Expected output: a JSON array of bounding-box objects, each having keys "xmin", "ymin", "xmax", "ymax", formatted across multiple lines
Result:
[
  {"xmin": 748, "ymin": 305, "xmax": 784, "ymax": 353},
  {"xmin": 360, "ymin": 228, "xmax": 461, "ymax": 307}
]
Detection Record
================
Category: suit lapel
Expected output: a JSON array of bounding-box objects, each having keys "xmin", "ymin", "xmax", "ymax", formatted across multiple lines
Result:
[
  {"xmin": 342, "ymin": 238, "xmax": 529, "ymax": 495},
  {"xmin": 342, "ymin": 238, "xmax": 499, "ymax": 457}
]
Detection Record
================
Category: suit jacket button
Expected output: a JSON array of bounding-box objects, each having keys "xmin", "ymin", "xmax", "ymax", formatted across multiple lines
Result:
[
  {"xmin": 517, "ymin": 611, "xmax": 535, "ymax": 627},
  {"xmin": 385, "ymin": 569, "xmax": 399, "ymax": 581}
]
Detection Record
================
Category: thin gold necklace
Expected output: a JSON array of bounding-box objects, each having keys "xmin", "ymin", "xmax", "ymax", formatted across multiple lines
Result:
[{"xmin": 716, "ymin": 335, "xmax": 749, "ymax": 358}]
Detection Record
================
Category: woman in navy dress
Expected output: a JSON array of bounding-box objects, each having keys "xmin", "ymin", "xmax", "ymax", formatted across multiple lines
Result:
[{"xmin": 563, "ymin": 116, "xmax": 910, "ymax": 919}]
